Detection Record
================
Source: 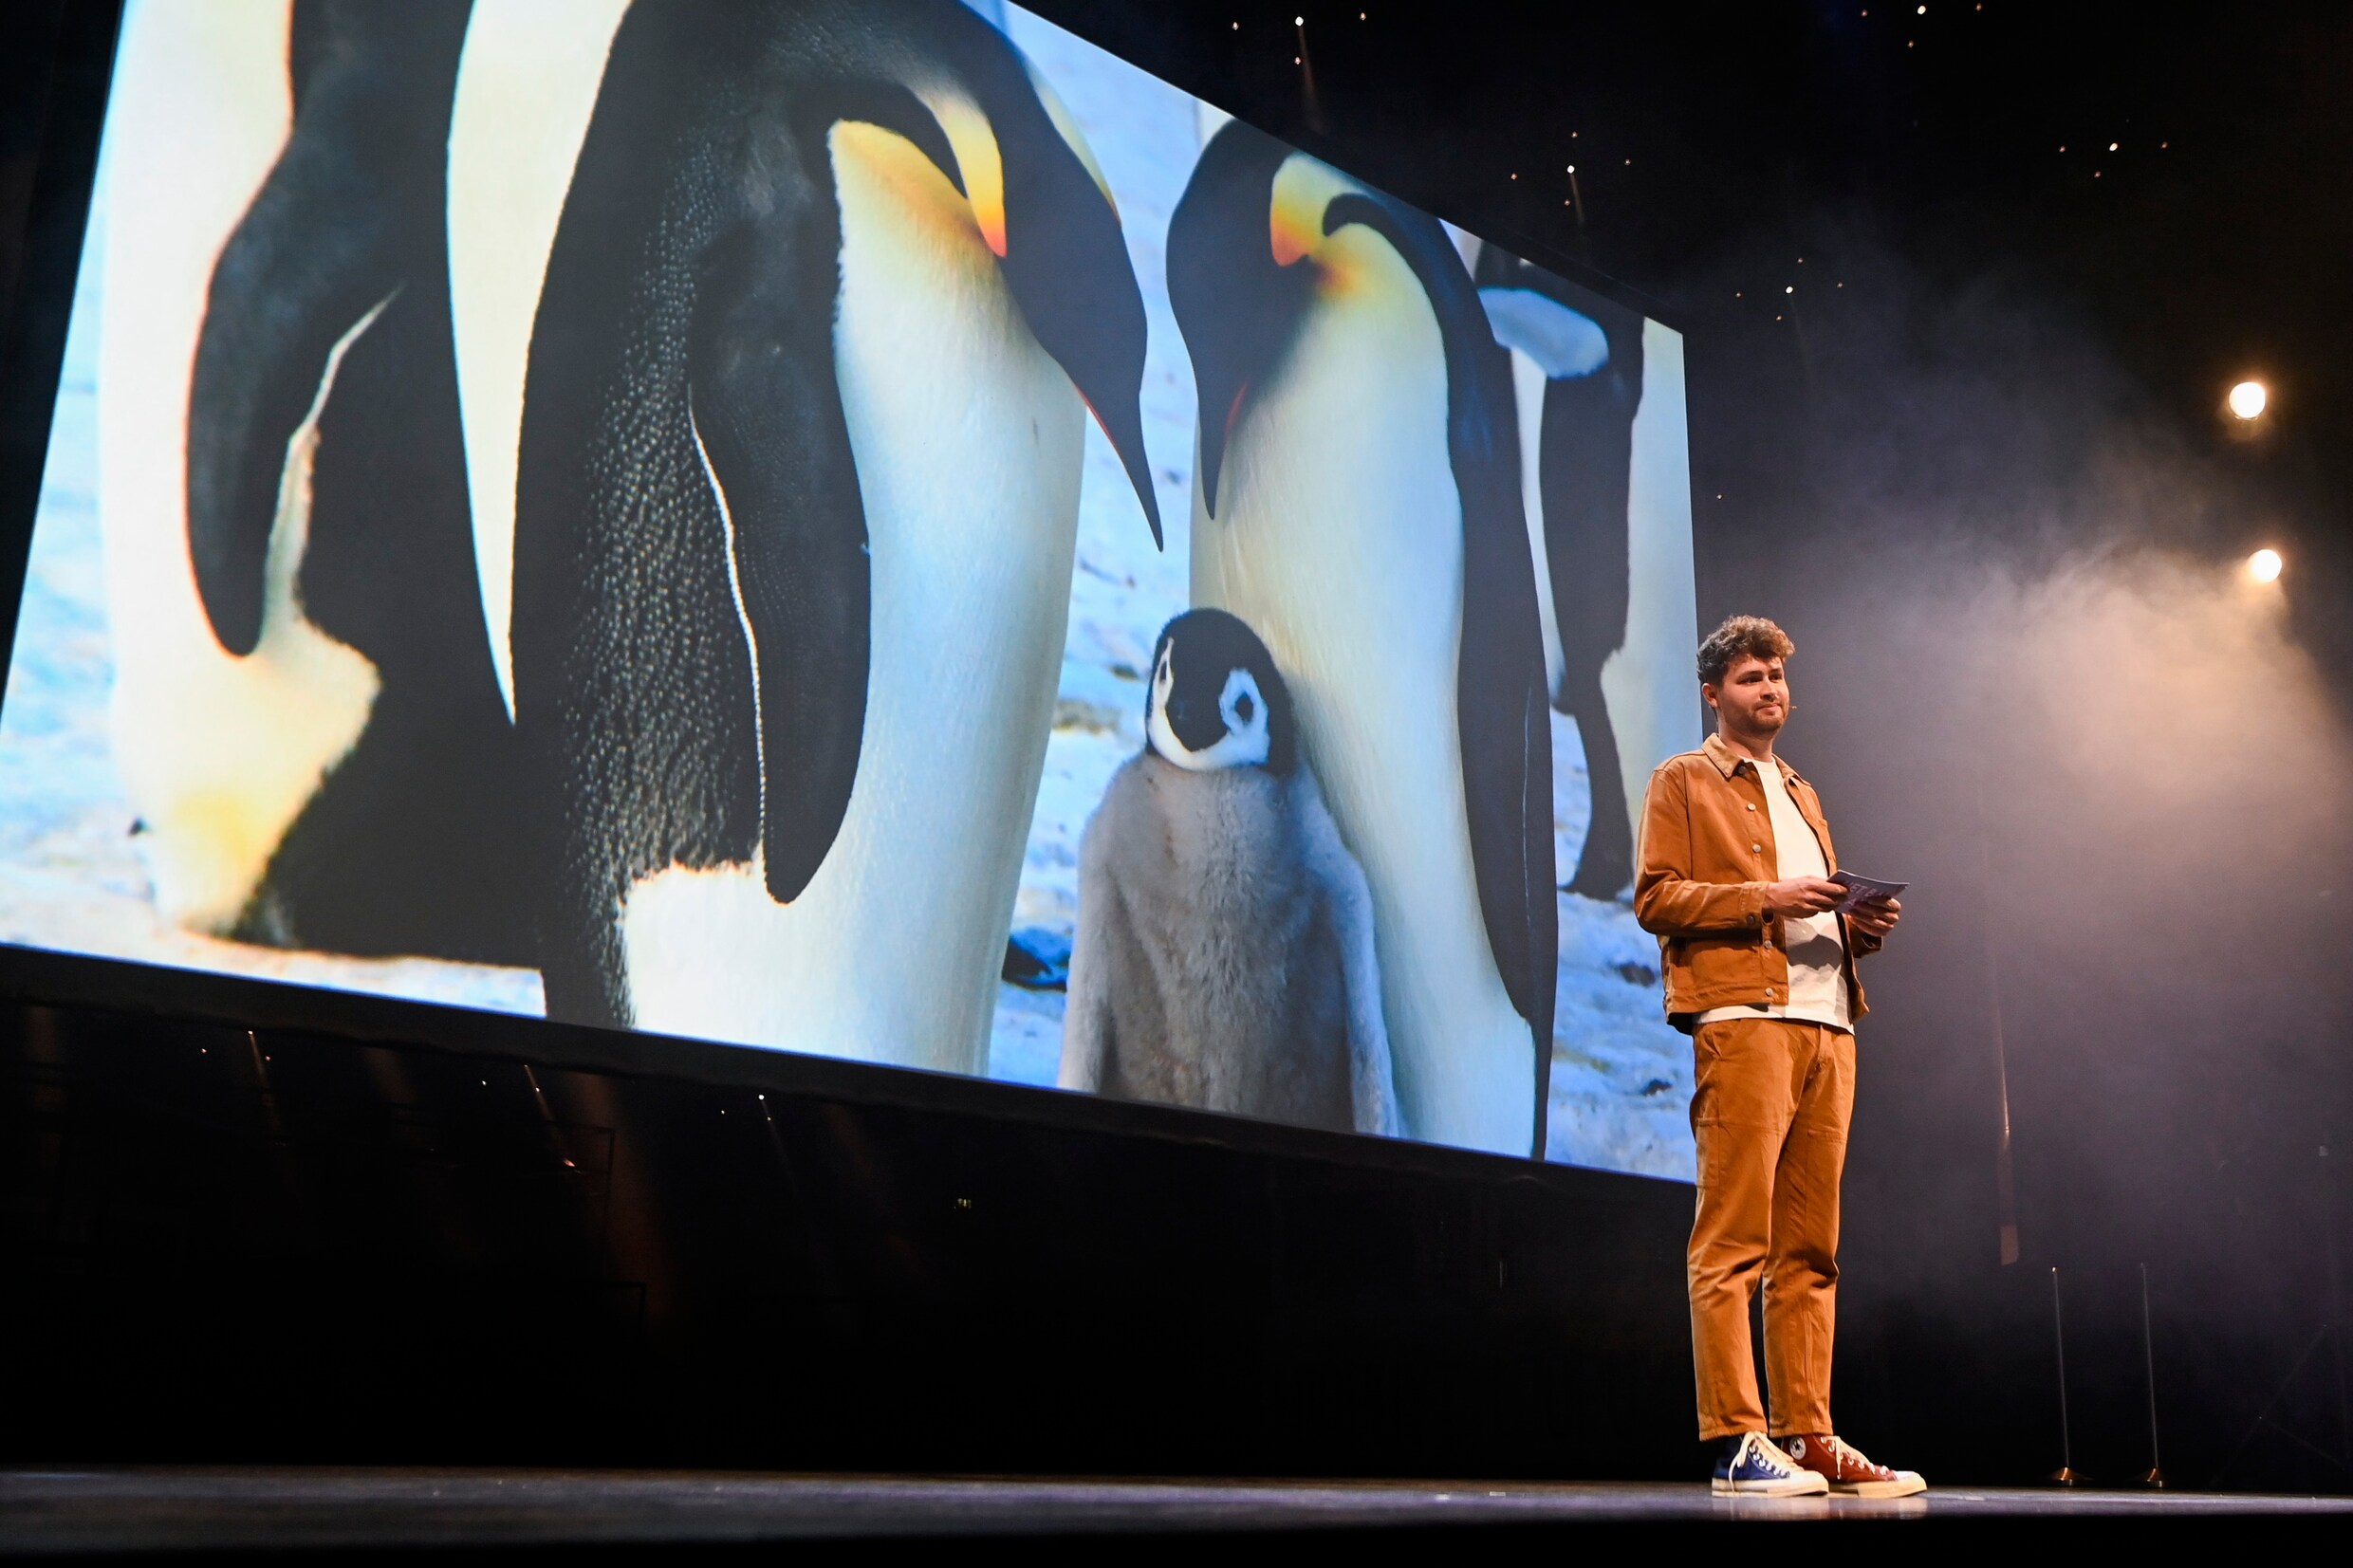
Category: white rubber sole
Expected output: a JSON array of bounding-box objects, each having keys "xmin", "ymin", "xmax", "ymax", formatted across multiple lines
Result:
[
  {"xmin": 1712, "ymin": 1474, "xmax": 1831, "ymax": 1497},
  {"xmin": 1831, "ymin": 1472, "xmax": 1928, "ymax": 1499}
]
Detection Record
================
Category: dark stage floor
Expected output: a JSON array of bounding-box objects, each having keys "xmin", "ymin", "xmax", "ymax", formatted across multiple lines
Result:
[{"xmin": 4, "ymin": 1468, "xmax": 2350, "ymax": 1553}]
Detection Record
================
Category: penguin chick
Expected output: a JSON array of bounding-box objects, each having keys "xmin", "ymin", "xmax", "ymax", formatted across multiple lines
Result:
[{"xmin": 1060, "ymin": 610, "xmax": 1399, "ymax": 1137}]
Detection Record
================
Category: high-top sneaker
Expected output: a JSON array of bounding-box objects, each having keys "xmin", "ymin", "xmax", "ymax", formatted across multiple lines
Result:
[
  {"xmin": 1711, "ymin": 1431, "xmax": 1831, "ymax": 1496},
  {"xmin": 1779, "ymin": 1433, "xmax": 1928, "ymax": 1498}
]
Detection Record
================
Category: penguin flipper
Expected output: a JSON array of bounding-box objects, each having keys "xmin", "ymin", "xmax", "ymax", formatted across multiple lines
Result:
[
  {"xmin": 184, "ymin": 1, "xmax": 472, "ymax": 657},
  {"xmin": 1294, "ymin": 767, "xmax": 1400, "ymax": 1138},
  {"xmin": 686, "ymin": 200, "xmax": 870, "ymax": 906},
  {"xmin": 187, "ymin": 141, "xmax": 406, "ymax": 657},
  {"xmin": 1454, "ymin": 357, "xmax": 1561, "ymax": 1156}
]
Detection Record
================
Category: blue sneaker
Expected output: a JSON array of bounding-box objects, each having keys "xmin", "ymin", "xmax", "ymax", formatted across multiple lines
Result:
[{"xmin": 1713, "ymin": 1431, "xmax": 1831, "ymax": 1496}]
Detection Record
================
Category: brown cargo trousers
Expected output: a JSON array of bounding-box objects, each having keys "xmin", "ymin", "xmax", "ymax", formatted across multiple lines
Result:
[{"xmin": 1688, "ymin": 1015, "xmax": 1854, "ymax": 1441}]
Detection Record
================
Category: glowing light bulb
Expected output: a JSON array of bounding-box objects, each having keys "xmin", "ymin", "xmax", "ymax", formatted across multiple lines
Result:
[
  {"xmin": 2229, "ymin": 380, "xmax": 2268, "ymax": 420},
  {"xmin": 2249, "ymin": 548, "xmax": 2283, "ymax": 582}
]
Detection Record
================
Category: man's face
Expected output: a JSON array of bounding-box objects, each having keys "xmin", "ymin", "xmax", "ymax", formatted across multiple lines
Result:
[{"xmin": 1705, "ymin": 655, "xmax": 1788, "ymax": 736}]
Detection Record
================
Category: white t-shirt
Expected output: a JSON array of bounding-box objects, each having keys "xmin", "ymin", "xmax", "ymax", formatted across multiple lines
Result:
[{"xmin": 1695, "ymin": 757, "xmax": 1852, "ymax": 1034}]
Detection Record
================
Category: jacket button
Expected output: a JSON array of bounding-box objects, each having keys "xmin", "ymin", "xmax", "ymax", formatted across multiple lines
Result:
[
  {"xmin": 1747, "ymin": 803, "xmax": 1756, "ymax": 811},
  {"xmin": 1752, "ymin": 843, "xmax": 1763, "ymax": 853}
]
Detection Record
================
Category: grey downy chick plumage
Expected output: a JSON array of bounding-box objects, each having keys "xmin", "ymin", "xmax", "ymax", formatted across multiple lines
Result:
[{"xmin": 1060, "ymin": 610, "xmax": 1399, "ymax": 1136}]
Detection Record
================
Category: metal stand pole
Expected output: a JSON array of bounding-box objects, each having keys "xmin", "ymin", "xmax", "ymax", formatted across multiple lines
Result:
[
  {"xmin": 2139, "ymin": 1263, "xmax": 2166, "ymax": 1487},
  {"xmin": 2049, "ymin": 1266, "xmax": 2078, "ymax": 1485}
]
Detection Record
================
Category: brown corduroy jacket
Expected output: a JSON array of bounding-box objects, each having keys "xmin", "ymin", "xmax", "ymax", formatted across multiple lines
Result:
[{"xmin": 1633, "ymin": 732, "xmax": 1880, "ymax": 1032}]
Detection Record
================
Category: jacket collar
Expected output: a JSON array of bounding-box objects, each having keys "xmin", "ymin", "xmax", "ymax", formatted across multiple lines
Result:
[{"xmin": 1702, "ymin": 730, "xmax": 1802, "ymax": 786}]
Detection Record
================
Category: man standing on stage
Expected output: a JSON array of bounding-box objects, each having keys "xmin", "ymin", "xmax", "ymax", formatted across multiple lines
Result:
[{"xmin": 1634, "ymin": 615, "xmax": 1925, "ymax": 1499}]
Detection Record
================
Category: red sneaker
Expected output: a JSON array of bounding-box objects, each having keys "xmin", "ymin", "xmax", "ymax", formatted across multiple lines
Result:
[{"xmin": 1779, "ymin": 1434, "xmax": 1927, "ymax": 1498}]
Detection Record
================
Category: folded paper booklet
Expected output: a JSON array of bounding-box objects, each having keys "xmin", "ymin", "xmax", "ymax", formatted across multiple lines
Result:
[{"xmin": 1828, "ymin": 870, "xmax": 1907, "ymax": 913}]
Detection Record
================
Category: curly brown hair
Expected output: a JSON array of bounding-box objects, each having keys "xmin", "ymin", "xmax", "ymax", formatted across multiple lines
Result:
[{"xmin": 1696, "ymin": 615, "xmax": 1794, "ymax": 687}]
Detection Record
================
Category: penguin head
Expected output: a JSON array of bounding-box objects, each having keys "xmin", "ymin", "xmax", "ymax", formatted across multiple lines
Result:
[
  {"xmin": 1170, "ymin": 120, "xmax": 1480, "ymax": 518},
  {"xmin": 1145, "ymin": 609, "xmax": 1295, "ymax": 776}
]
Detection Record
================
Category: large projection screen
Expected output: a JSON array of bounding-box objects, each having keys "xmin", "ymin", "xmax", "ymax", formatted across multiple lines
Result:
[{"xmin": 0, "ymin": 0, "xmax": 1698, "ymax": 1177}]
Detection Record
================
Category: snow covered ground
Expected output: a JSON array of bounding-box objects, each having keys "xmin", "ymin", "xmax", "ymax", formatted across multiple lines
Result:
[{"xmin": 0, "ymin": 6, "xmax": 1694, "ymax": 1181}]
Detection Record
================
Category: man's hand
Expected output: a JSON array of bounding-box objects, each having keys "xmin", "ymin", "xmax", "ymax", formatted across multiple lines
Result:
[
  {"xmin": 1766, "ymin": 876, "xmax": 1846, "ymax": 917},
  {"xmin": 1848, "ymin": 896, "xmax": 1901, "ymax": 938}
]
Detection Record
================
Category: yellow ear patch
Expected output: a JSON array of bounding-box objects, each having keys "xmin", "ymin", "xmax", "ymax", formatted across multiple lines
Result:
[
  {"xmin": 1269, "ymin": 152, "xmax": 1361, "ymax": 268},
  {"xmin": 831, "ymin": 119, "xmax": 995, "ymax": 262},
  {"xmin": 917, "ymin": 92, "xmax": 1007, "ymax": 257}
]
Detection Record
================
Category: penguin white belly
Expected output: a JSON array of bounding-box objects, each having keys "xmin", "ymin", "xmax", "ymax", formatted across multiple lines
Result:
[
  {"xmin": 445, "ymin": 0, "xmax": 634, "ymax": 720},
  {"xmin": 99, "ymin": 0, "xmax": 383, "ymax": 937},
  {"xmin": 1193, "ymin": 289, "xmax": 1532, "ymax": 1154},
  {"xmin": 620, "ymin": 120, "xmax": 1084, "ymax": 1073}
]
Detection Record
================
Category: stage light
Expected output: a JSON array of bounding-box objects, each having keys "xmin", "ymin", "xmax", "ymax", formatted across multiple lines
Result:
[
  {"xmin": 2249, "ymin": 548, "xmax": 2283, "ymax": 583},
  {"xmin": 2229, "ymin": 380, "xmax": 2268, "ymax": 419}
]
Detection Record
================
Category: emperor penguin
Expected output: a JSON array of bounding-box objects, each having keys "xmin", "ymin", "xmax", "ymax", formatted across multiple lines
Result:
[
  {"xmin": 1060, "ymin": 611, "xmax": 1399, "ymax": 1137},
  {"xmin": 474, "ymin": 0, "xmax": 1161, "ymax": 1069},
  {"xmin": 1473, "ymin": 248, "xmax": 1648, "ymax": 898},
  {"xmin": 1166, "ymin": 121, "xmax": 1556, "ymax": 1157},
  {"xmin": 100, "ymin": 0, "xmax": 528, "ymax": 963}
]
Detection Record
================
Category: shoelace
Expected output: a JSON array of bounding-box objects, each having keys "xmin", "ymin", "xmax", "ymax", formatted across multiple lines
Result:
[{"xmin": 1825, "ymin": 1437, "xmax": 1883, "ymax": 1480}]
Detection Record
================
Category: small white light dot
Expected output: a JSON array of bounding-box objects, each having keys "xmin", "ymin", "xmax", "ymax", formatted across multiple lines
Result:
[
  {"xmin": 1295, "ymin": 14, "xmax": 1304, "ymax": 23},
  {"xmin": 1918, "ymin": 4, "xmax": 1926, "ymax": 10},
  {"xmin": 1566, "ymin": 164, "xmax": 1576, "ymax": 173},
  {"xmin": 2250, "ymin": 548, "xmax": 2283, "ymax": 582},
  {"xmin": 2229, "ymin": 380, "xmax": 2268, "ymax": 419},
  {"xmin": 1785, "ymin": 285, "xmax": 1794, "ymax": 293},
  {"xmin": 2108, "ymin": 141, "xmax": 2119, "ymax": 151}
]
